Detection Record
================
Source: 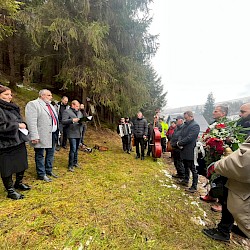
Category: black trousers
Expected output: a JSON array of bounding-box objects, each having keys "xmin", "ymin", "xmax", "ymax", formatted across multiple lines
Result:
[
  {"xmin": 61, "ymin": 126, "xmax": 68, "ymax": 147},
  {"xmin": 147, "ymin": 140, "xmax": 152, "ymax": 156},
  {"xmin": 172, "ymin": 149, "xmax": 185, "ymax": 177},
  {"xmin": 121, "ymin": 135, "xmax": 130, "ymax": 152},
  {"xmin": 183, "ymin": 159, "xmax": 198, "ymax": 188},
  {"xmin": 217, "ymin": 188, "xmax": 234, "ymax": 235},
  {"xmin": 161, "ymin": 138, "xmax": 167, "ymax": 152},
  {"xmin": 135, "ymin": 137, "xmax": 145, "ymax": 157}
]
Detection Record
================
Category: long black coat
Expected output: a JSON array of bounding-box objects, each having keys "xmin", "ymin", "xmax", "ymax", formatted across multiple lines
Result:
[
  {"xmin": 0, "ymin": 99, "xmax": 26, "ymax": 149},
  {"xmin": 178, "ymin": 119, "xmax": 200, "ymax": 160}
]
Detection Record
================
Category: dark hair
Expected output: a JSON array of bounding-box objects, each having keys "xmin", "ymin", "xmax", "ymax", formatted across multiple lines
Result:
[{"xmin": 0, "ymin": 84, "xmax": 10, "ymax": 94}]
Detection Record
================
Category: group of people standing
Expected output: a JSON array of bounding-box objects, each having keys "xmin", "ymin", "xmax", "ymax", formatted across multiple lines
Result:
[
  {"xmin": 168, "ymin": 104, "xmax": 250, "ymax": 241},
  {"xmin": 0, "ymin": 85, "xmax": 89, "ymax": 200},
  {"xmin": 1, "ymin": 83, "xmax": 249, "ymax": 241},
  {"xmin": 117, "ymin": 112, "xmax": 170, "ymax": 160}
]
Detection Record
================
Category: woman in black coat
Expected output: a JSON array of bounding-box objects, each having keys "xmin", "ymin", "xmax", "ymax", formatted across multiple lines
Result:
[{"xmin": 0, "ymin": 85, "xmax": 30, "ymax": 199}]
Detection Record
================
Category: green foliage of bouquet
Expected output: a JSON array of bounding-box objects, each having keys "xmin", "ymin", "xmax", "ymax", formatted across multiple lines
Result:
[{"xmin": 202, "ymin": 117, "xmax": 248, "ymax": 166}]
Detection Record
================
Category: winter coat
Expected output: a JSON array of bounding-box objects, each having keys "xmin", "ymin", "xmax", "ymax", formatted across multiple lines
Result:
[
  {"xmin": 133, "ymin": 118, "xmax": 148, "ymax": 138},
  {"xmin": 56, "ymin": 102, "xmax": 70, "ymax": 122},
  {"xmin": 62, "ymin": 108, "xmax": 83, "ymax": 139},
  {"xmin": 170, "ymin": 124, "xmax": 184, "ymax": 149},
  {"xmin": 215, "ymin": 137, "xmax": 250, "ymax": 238},
  {"xmin": 166, "ymin": 125, "xmax": 176, "ymax": 140},
  {"xmin": 237, "ymin": 115, "xmax": 250, "ymax": 138},
  {"xmin": 0, "ymin": 99, "xmax": 27, "ymax": 149},
  {"xmin": 25, "ymin": 98, "xmax": 58, "ymax": 148},
  {"xmin": 178, "ymin": 119, "xmax": 200, "ymax": 160},
  {"xmin": 160, "ymin": 121, "xmax": 168, "ymax": 138}
]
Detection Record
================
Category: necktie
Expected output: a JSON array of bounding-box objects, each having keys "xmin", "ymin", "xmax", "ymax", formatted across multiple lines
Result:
[{"xmin": 46, "ymin": 103, "xmax": 57, "ymax": 126}]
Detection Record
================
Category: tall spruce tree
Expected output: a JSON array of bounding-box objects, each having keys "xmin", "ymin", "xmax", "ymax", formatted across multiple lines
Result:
[
  {"xmin": 0, "ymin": 0, "xmax": 21, "ymax": 40},
  {"xmin": 203, "ymin": 92, "xmax": 215, "ymax": 124},
  {"xmin": 0, "ymin": 0, "xmax": 167, "ymax": 124}
]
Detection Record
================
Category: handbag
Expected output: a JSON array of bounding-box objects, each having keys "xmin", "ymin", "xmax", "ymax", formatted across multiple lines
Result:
[
  {"xmin": 131, "ymin": 136, "xmax": 135, "ymax": 147},
  {"xmin": 167, "ymin": 140, "xmax": 173, "ymax": 152},
  {"xmin": 18, "ymin": 129, "xmax": 30, "ymax": 142}
]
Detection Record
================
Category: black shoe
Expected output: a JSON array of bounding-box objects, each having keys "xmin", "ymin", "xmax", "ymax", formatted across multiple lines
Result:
[
  {"xmin": 185, "ymin": 187, "xmax": 197, "ymax": 193},
  {"xmin": 47, "ymin": 172, "xmax": 59, "ymax": 178},
  {"xmin": 68, "ymin": 167, "xmax": 74, "ymax": 172},
  {"xmin": 172, "ymin": 174, "xmax": 184, "ymax": 179},
  {"xmin": 38, "ymin": 175, "xmax": 52, "ymax": 182},
  {"xmin": 202, "ymin": 228, "xmax": 230, "ymax": 242},
  {"xmin": 62, "ymin": 146, "xmax": 67, "ymax": 149},
  {"xmin": 127, "ymin": 151, "xmax": 130, "ymax": 154},
  {"xmin": 14, "ymin": 183, "xmax": 31, "ymax": 191},
  {"xmin": 135, "ymin": 154, "xmax": 140, "ymax": 159},
  {"xmin": 231, "ymin": 225, "xmax": 247, "ymax": 238},
  {"xmin": 141, "ymin": 156, "xmax": 144, "ymax": 160},
  {"xmin": 55, "ymin": 146, "xmax": 61, "ymax": 151},
  {"xmin": 7, "ymin": 188, "xmax": 24, "ymax": 200},
  {"xmin": 178, "ymin": 180, "xmax": 189, "ymax": 187}
]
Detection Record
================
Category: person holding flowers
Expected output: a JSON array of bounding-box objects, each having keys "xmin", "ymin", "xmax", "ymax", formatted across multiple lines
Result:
[
  {"xmin": 200, "ymin": 105, "xmax": 228, "ymax": 205},
  {"xmin": 202, "ymin": 135, "xmax": 250, "ymax": 241},
  {"xmin": 202, "ymin": 104, "xmax": 250, "ymax": 242}
]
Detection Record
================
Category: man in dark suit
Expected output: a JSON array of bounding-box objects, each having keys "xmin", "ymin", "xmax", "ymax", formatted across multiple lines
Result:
[{"xmin": 177, "ymin": 111, "xmax": 200, "ymax": 192}]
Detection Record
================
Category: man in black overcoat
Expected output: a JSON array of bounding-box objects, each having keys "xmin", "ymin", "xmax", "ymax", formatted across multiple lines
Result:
[{"xmin": 176, "ymin": 111, "xmax": 200, "ymax": 192}]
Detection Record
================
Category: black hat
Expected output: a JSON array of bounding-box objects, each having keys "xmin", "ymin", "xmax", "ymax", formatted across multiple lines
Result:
[{"xmin": 176, "ymin": 115, "xmax": 184, "ymax": 120}]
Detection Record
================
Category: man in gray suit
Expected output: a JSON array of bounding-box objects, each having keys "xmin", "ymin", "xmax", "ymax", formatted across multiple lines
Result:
[
  {"xmin": 62, "ymin": 100, "xmax": 83, "ymax": 172},
  {"xmin": 25, "ymin": 89, "xmax": 59, "ymax": 182}
]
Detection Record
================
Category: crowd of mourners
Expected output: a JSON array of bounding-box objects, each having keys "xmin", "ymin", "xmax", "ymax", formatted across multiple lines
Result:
[
  {"xmin": 0, "ymin": 83, "xmax": 249, "ymax": 243},
  {"xmin": 117, "ymin": 105, "xmax": 250, "ymax": 242}
]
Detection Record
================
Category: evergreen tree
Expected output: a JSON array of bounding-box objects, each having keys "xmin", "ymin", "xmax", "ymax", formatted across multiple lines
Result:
[
  {"xmin": 203, "ymin": 92, "xmax": 215, "ymax": 124},
  {"xmin": 141, "ymin": 65, "xmax": 167, "ymax": 120},
  {"xmin": 0, "ymin": 0, "xmax": 21, "ymax": 40},
  {"xmin": 0, "ymin": 0, "xmax": 167, "ymax": 124},
  {"xmin": 195, "ymin": 105, "xmax": 202, "ymax": 115}
]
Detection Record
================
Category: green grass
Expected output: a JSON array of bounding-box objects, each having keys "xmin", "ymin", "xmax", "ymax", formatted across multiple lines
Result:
[
  {"xmin": 0, "ymin": 128, "xmax": 246, "ymax": 249},
  {"xmin": 0, "ymin": 87, "xmax": 247, "ymax": 249}
]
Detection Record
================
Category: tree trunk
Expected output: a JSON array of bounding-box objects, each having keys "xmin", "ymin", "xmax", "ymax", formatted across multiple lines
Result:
[{"xmin": 7, "ymin": 35, "xmax": 16, "ymax": 90}]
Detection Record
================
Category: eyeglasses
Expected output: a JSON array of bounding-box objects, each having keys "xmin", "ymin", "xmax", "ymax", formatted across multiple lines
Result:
[{"xmin": 240, "ymin": 110, "xmax": 247, "ymax": 113}]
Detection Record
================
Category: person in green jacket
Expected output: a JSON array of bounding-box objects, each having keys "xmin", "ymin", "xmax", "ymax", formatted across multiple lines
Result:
[{"xmin": 159, "ymin": 118, "xmax": 168, "ymax": 153}]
